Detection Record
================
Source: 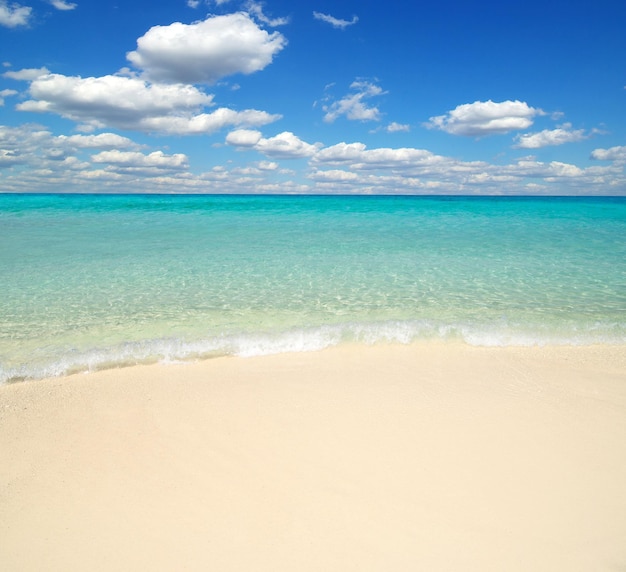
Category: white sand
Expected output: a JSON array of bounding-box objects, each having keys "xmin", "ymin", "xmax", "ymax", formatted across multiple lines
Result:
[{"xmin": 1, "ymin": 343, "xmax": 625, "ymax": 571}]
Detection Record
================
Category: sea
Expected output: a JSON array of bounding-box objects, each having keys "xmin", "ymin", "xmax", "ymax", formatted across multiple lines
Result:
[{"xmin": 1, "ymin": 193, "xmax": 625, "ymax": 383}]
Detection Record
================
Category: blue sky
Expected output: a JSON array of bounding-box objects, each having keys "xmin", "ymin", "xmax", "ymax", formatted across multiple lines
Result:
[{"xmin": 1, "ymin": 0, "xmax": 625, "ymax": 194}]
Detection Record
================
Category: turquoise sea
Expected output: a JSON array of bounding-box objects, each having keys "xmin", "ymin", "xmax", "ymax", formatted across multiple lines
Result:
[{"xmin": 1, "ymin": 194, "xmax": 625, "ymax": 383}]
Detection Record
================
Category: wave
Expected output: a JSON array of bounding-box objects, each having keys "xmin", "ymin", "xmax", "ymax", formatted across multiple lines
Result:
[{"xmin": 2, "ymin": 319, "xmax": 625, "ymax": 384}]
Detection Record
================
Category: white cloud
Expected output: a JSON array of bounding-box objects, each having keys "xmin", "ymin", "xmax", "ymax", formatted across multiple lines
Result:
[
  {"xmin": 225, "ymin": 128, "xmax": 263, "ymax": 147},
  {"xmin": 19, "ymin": 72, "xmax": 212, "ymax": 119},
  {"xmin": 306, "ymin": 139, "xmax": 626, "ymax": 194},
  {"xmin": 0, "ymin": 148, "xmax": 24, "ymax": 166},
  {"xmin": 141, "ymin": 108, "xmax": 279, "ymax": 135},
  {"xmin": 1, "ymin": 124, "xmax": 624, "ymax": 195},
  {"xmin": 246, "ymin": 1, "xmax": 288, "ymax": 26},
  {"xmin": 542, "ymin": 161, "xmax": 583, "ymax": 178},
  {"xmin": 514, "ymin": 123, "xmax": 588, "ymax": 148},
  {"xmin": 0, "ymin": 1, "xmax": 31, "ymax": 27},
  {"xmin": 0, "ymin": 124, "xmax": 142, "ymax": 172},
  {"xmin": 254, "ymin": 132, "xmax": 322, "ymax": 158},
  {"xmin": 0, "ymin": 123, "xmax": 52, "ymax": 155},
  {"xmin": 3, "ymin": 67, "xmax": 50, "ymax": 80},
  {"xmin": 323, "ymin": 81, "xmax": 386, "ymax": 123},
  {"xmin": 92, "ymin": 150, "xmax": 188, "ymax": 170},
  {"xmin": 313, "ymin": 11, "xmax": 358, "ymax": 30},
  {"xmin": 308, "ymin": 169, "xmax": 358, "ymax": 182},
  {"xmin": 386, "ymin": 122, "xmax": 410, "ymax": 133},
  {"xmin": 126, "ymin": 13, "xmax": 287, "ymax": 84},
  {"xmin": 227, "ymin": 130, "xmax": 322, "ymax": 158},
  {"xmin": 312, "ymin": 142, "xmax": 367, "ymax": 163},
  {"xmin": 313, "ymin": 142, "xmax": 444, "ymax": 170},
  {"xmin": 48, "ymin": 0, "xmax": 76, "ymax": 10},
  {"xmin": 186, "ymin": 0, "xmax": 200, "ymax": 7},
  {"xmin": 256, "ymin": 160, "xmax": 278, "ymax": 171},
  {"xmin": 591, "ymin": 146, "xmax": 626, "ymax": 163},
  {"xmin": 0, "ymin": 88, "xmax": 17, "ymax": 105},
  {"xmin": 426, "ymin": 100, "xmax": 543, "ymax": 136},
  {"xmin": 57, "ymin": 133, "xmax": 139, "ymax": 150},
  {"xmin": 15, "ymin": 72, "xmax": 281, "ymax": 134}
]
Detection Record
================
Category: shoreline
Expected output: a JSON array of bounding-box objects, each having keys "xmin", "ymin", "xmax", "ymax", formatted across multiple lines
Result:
[
  {"xmin": 4, "ymin": 337, "xmax": 626, "ymax": 386},
  {"xmin": 2, "ymin": 342, "xmax": 625, "ymax": 571}
]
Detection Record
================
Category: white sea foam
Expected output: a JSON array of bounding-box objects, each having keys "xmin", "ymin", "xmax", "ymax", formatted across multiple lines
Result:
[{"xmin": 2, "ymin": 319, "xmax": 624, "ymax": 384}]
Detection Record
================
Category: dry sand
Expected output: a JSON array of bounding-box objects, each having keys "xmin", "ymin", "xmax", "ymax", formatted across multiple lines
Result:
[{"xmin": 1, "ymin": 343, "xmax": 625, "ymax": 571}]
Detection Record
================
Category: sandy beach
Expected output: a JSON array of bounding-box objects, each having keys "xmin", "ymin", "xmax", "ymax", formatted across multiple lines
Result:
[{"xmin": 1, "ymin": 342, "xmax": 625, "ymax": 571}]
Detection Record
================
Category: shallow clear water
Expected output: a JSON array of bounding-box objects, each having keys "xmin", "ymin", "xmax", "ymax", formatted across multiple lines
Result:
[{"xmin": 1, "ymin": 194, "xmax": 625, "ymax": 382}]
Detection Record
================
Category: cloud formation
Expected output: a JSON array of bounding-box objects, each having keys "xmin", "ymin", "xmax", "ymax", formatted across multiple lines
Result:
[
  {"xmin": 514, "ymin": 124, "xmax": 588, "ymax": 148},
  {"xmin": 48, "ymin": 0, "xmax": 76, "ymax": 10},
  {"xmin": 323, "ymin": 81, "xmax": 386, "ymax": 123},
  {"xmin": 0, "ymin": 1, "xmax": 31, "ymax": 27},
  {"xmin": 126, "ymin": 13, "xmax": 287, "ymax": 84},
  {"xmin": 92, "ymin": 150, "xmax": 189, "ymax": 173},
  {"xmin": 313, "ymin": 142, "xmax": 445, "ymax": 171},
  {"xmin": 15, "ymin": 72, "xmax": 280, "ymax": 134},
  {"xmin": 386, "ymin": 122, "xmax": 410, "ymax": 133},
  {"xmin": 226, "ymin": 129, "xmax": 321, "ymax": 158},
  {"xmin": 3, "ymin": 67, "xmax": 50, "ymax": 80},
  {"xmin": 591, "ymin": 146, "xmax": 626, "ymax": 163},
  {"xmin": 313, "ymin": 11, "xmax": 358, "ymax": 30},
  {"xmin": 426, "ymin": 100, "xmax": 543, "ymax": 136},
  {"xmin": 246, "ymin": 1, "xmax": 289, "ymax": 27},
  {"xmin": 0, "ymin": 5, "xmax": 623, "ymax": 197},
  {"xmin": 1, "ymin": 123, "xmax": 623, "ymax": 195},
  {"xmin": 0, "ymin": 88, "xmax": 17, "ymax": 105},
  {"xmin": 57, "ymin": 133, "xmax": 139, "ymax": 150}
]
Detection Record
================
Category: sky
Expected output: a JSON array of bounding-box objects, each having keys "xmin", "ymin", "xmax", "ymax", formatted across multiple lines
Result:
[{"xmin": 0, "ymin": 0, "xmax": 625, "ymax": 195}]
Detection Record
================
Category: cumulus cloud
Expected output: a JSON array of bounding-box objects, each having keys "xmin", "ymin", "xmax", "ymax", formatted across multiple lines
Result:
[
  {"xmin": 126, "ymin": 12, "xmax": 287, "ymax": 84},
  {"xmin": 226, "ymin": 129, "xmax": 322, "ymax": 158},
  {"xmin": 0, "ymin": 123, "xmax": 204, "ymax": 192},
  {"xmin": 0, "ymin": 1, "xmax": 31, "ymax": 27},
  {"xmin": 48, "ymin": 0, "xmax": 76, "ymax": 10},
  {"xmin": 323, "ymin": 81, "xmax": 386, "ymax": 123},
  {"xmin": 225, "ymin": 128, "xmax": 263, "ymax": 147},
  {"xmin": 386, "ymin": 122, "xmax": 410, "ymax": 133},
  {"xmin": 0, "ymin": 88, "xmax": 17, "ymax": 105},
  {"xmin": 1, "ymin": 123, "xmax": 623, "ymax": 195},
  {"xmin": 256, "ymin": 160, "xmax": 278, "ymax": 170},
  {"xmin": 308, "ymin": 169, "xmax": 358, "ymax": 182},
  {"xmin": 0, "ymin": 124, "xmax": 142, "ymax": 170},
  {"xmin": 141, "ymin": 108, "xmax": 279, "ymax": 135},
  {"xmin": 426, "ymin": 100, "xmax": 543, "ymax": 136},
  {"xmin": 0, "ymin": 123, "xmax": 51, "ymax": 154},
  {"xmin": 19, "ymin": 72, "xmax": 212, "ymax": 122},
  {"xmin": 313, "ymin": 142, "xmax": 444, "ymax": 170},
  {"xmin": 57, "ymin": 133, "xmax": 139, "ymax": 150},
  {"xmin": 312, "ymin": 141, "xmax": 367, "ymax": 163},
  {"xmin": 92, "ymin": 149, "xmax": 188, "ymax": 171},
  {"xmin": 313, "ymin": 11, "xmax": 358, "ymax": 29},
  {"xmin": 0, "ymin": 148, "xmax": 24, "ymax": 167},
  {"xmin": 513, "ymin": 123, "xmax": 588, "ymax": 148},
  {"xmin": 308, "ymin": 140, "xmax": 625, "ymax": 195},
  {"xmin": 255, "ymin": 132, "xmax": 322, "ymax": 158},
  {"xmin": 2, "ymin": 67, "xmax": 49, "ymax": 80},
  {"xmin": 15, "ymin": 72, "xmax": 280, "ymax": 134},
  {"xmin": 591, "ymin": 146, "xmax": 626, "ymax": 163}
]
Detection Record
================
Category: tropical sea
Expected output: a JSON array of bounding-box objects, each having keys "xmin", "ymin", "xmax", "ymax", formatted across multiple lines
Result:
[{"xmin": 1, "ymin": 193, "xmax": 625, "ymax": 383}]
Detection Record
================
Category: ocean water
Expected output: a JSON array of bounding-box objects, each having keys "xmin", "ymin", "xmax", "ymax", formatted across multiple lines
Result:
[{"xmin": 1, "ymin": 193, "xmax": 625, "ymax": 383}]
